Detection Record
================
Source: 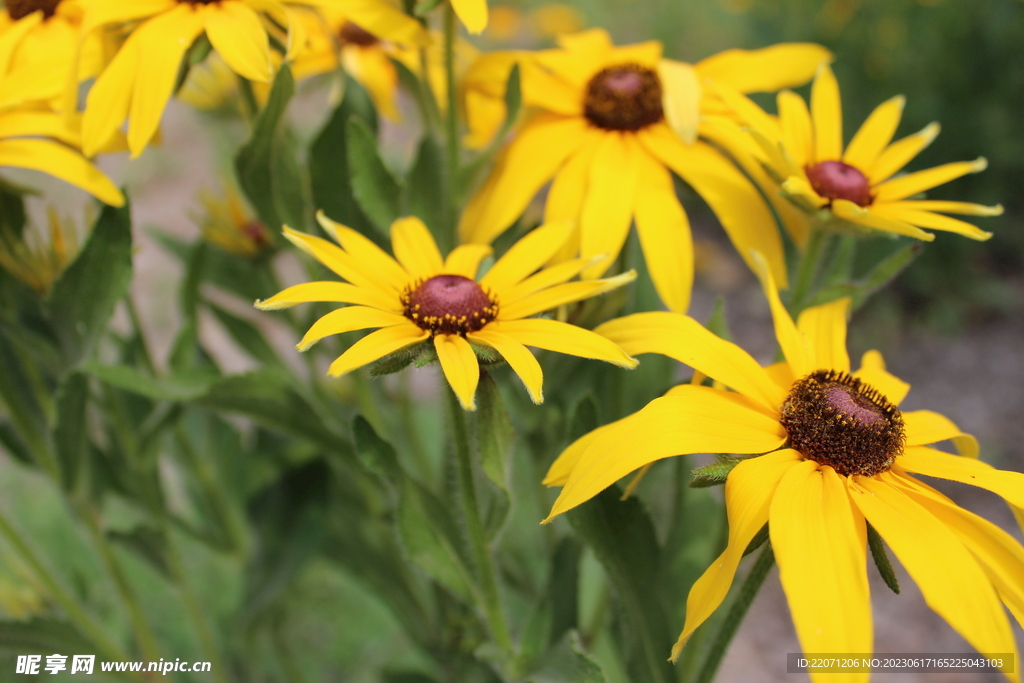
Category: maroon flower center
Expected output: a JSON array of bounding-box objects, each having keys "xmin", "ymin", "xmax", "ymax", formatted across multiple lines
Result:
[
  {"xmin": 805, "ymin": 160, "xmax": 874, "ymax": 207},
  {"xmin": 583, "ymin": 63, "xmax": 664, "ymax": 132},
  {"xmin": 338, "ymin": 21, "xmax": 378, "ymax": 47},
  {"xmin": 780, "ymin": 369, "xmax": 904, "ymax": 477},
  {"xmin": 6, "ymin": 0, "xmax": 62, "ymax": 20},
  {"xmin": 402, "ymin": 275, "xmax": 498, "ymax": 336}
]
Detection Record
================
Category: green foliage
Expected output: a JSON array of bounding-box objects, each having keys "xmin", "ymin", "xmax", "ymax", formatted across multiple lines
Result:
[{"xmin": 346, "ymin": 116, "xmax": 403, "ymax": 235}]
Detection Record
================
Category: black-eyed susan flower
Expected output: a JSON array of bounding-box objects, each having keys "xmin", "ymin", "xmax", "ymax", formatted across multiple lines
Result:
[
  {"xmin": 256, "ymin": 213, "xmax": 637, "ymax": 410},
  {"xmin": 0, "ymin": 104, "xmax": 123, "ymax": 206},
  {"xmin": 543, "ymin": 260, "xmax": 1023, "ymax": 678},
  {"xmin": 460, "ymin": 29, "xmax": 830, "ymax": 314},
  {"xmin": 78, "ymin": 0, "xmax": 426, "ymax": 158},
  {"xmin": 192, "ymin": 182, "xmax": 269, "ymax": 257},
  {"xmin": 716, "ymin": 63, "xmax": 1001, "ymax": 242},
  {"xmin": 0, "ymin": 205, "xmax": 87, "ymax": 293}
]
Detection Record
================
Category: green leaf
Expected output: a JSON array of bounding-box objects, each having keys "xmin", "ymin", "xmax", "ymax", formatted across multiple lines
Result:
[
  {"xmin": 689, "ymin": 456, "xmax": 740, "ymax": 488},
  {"xmin": 206, "ymin": 300, "xmax": 280, "ymax": 366},
  {"xmin": 309, "ymin": 77, "xmax": 378, "ymax": 233},
  {"xmin": 235, "ymin": 64, "xmax": 308, "ymax": 232},
  {"xmin": 48, "ymin": 201, "xmax": 133, "ymax": 370},
  {"xmin": 851, "ymin": 240, "xmax": 924, "ymax": 310},
  {"xmin": 0, "ymin": 618, "xmax": 97, "ymax": 654},
  {"xmin": 353, "ymin": 415, "xmax": 401, "ymax": 482},
  {"xmin": 107, "ymin": 525, "xmax": 172, "ymax": 579},
  {"xmin": 567, "ymin": 395, "xmax": 599, "ymax": 445},
  {"xmin": 346, "ymin": 116, "xmax": 402, "ymax": 234},
  {"xmin": 0, "ymin": 418, "xmax": 31, "ymax": 465},
  {"xmin": 53, "ymin": 372, "xmax": 89, "ymax": 491},
  {"xmin": 477, "ymin": 373, "xmax": 512, "ymax": 492},
  {"xmin": 704, "ymin": 296, "xmax": 732, "ymax": 342},
  {"xmin": 528, "ymin": 631, "xmax": 607, "ymax": 683},
  {"xmin": 0, "ymin": 181, "xmax": 27, "ymax": 239},
  {"xmin": 405, "ymin": 135, "xmax": 446, "ymax": 244},
  {"xmin": 867, "ymin": 522, "xmax": 900, "ymax": 594},
  {"xmin": 84, "ymin": 364, "xmax": 215, "ymax": 401}
]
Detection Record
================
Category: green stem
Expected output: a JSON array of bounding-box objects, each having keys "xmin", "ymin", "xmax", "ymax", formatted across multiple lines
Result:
[
  {"xmin": 416, "ymin": 46, "xmax": 442, "ymax": 138},
  {"xmin": 692, "ymin": 544, "xmax": 775, "ymax": 683},
  {"xmin": 789, "ymin": 226, "xmax": 829, "ymax": 317},
  {"xmin": 174, "ymin": 425, "xmax": 246, "ymax": 556},
  {"xmin": 446, "ymin": 389, "xmax": 511, "ymax": 654},
  {"xmin": 125, "ymin": 294, "xmax": 156, "ymax": 376},
  {"xmin": 443, "ymin": 2, "xmax": 460, "ymax": 241}
]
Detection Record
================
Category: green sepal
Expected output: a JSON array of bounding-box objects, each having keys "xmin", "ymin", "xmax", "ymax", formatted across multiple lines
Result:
[
  {"xmin": 368, "ymin": 341, "xmax": 429, "ymax": 377},
  {"xmin": 689, "ymin": 455, "xmax": 740, "ymax": 488},
  {"xmin": 867, "ymin": 522, "xmax": 900, "ymax": 594}
]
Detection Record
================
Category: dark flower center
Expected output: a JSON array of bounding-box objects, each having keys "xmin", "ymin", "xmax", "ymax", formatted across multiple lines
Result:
[
  {"xmin": 6, "ymin": 0, "xmax": 61, "ymax": 20},
  {"xmin": 177, "ymin": 0, "xmax": 221, "ymax": 5},
  {"xmin": 338, "ymin": 21, "xmax": 378, "ymax": 47},
  {"xmin": 780, "ymin": 369, "xmax": 904, "ymax": 477},
  {"xmin": 583, "ymin": 63, "xmax": 664, "ymax": 132},
  {"xmin": 805, "ymin": 160, "xmax": 873, "ymax": 207},
  {"xmin": 402, "ymin": 275, "xmax": 498, "ymax": 336}
]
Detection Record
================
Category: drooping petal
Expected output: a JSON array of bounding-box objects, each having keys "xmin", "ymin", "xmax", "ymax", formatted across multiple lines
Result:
[
  {"xmin": 327, "ymin": 323, "xmax": 428, "ymax": 376},
  {"xmin": 435, "ymin": 334, "xmax": 480, "ymax": 410},
  {"xmin": 771, "ymin": 463, "xmax": 871, "ymax": 682},
  {"xmin": 672, "ymin": 448, "xmax": 803, "ymax": 659},
  {"xmin": 545, "ymin": 386, "xmax": 787, "ymax": 522},
  {"xmin": 810, "ymin": 63, "xmax": 842, "ymax": 162},
  {"xmin": 903, "ymin": 410, "xmax": 979, "ymax": 458},
  {"xmin": 254, "ymin": 281, "xmax": 396, "ymax": 311},
  {"xmin": 543, "ymin": 414, "xmax": 631, "ymax": 487},
  {"xmin": 853, "ymin": 350, "xmax": 909, "ymax": 405},
  {"xmin": 594, "ymin": 311, "xmax": 786, "ymax": 412},
  {"xmin": 480, "ymin": 220, "xmax": 575, "ymax": 293},
  {"xmin": 468, "ymin": 330, "xmax": 543, "ymax": 404},
  {"xmin": 443, "ymin": 244, "xmax": 493, "ymax": 279},
  {"xmin": 866, "ymin": 122, "xmax": 940, "ymax": 185},
  {"xmin": 499, "ymin": 271, "xmax": 636, "ymax": 320},
  {"xmin": 391, "ymin": 216, "xmax": 444, "ymax": 280},
  {"xmin": 298, "ymin": 306, "xmax": 408, "ymax": 350},
  {"xmin": 282, "ymin": 227, "xmax": 398, "ymax": 296},
  {"xmin": 634, "ymin": 152, "xmax": 693, "ymax": 313},
  {"xmin": 796, "ymin": 297, "xmax": 851, "ymax": 374},
  {"xmin": 694, "ymin": 43, "xmax": 831, "ymax": 94},
  {"xmin": 579, "ymin": 132, "xmax": 642, "ymax": 279},
  {"xmin": 490, "ymin": 318, "xmax": 637, "ymax": 368},
  {"xmin": 848, "ymin": 476, "xmax": 1017, "ymax": 670},
  {"xmin": 842, "ymin": 95, "xmax": 905, "ymax": 172},
  {"xmin": 875, "ymin": 158, "xmax": 989, "ymax": 202},
  {"xmin": 898, "ymin": 447, "xmax": 1024, "ymax": 509},
  {"xmin": 316, "ymin": 212, "xmax": 408, "ymax": 287},
  {"xmin": 204, "ymin": 1, "xmax": 272, "ymax": 82},
  {"xmin": 868, "ymin": 205, "xmax": 993, "ymax": 241},
  {"xmin": 831, "ymin": 200, "xmax": 934, "ymax": 241},
  {"xmin": 750, "ymin": 251, "xmax": 813, "ymax": 377},
  {"xmin": 0, "ymin": 139, "xmax": 124, "ymax": 207}
]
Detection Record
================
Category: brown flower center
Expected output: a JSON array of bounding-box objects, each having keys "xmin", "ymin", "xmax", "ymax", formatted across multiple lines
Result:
[
  {"xmin": 177, "ymin": 0, "xmax": 221, "ymax": 5},
  {"xmin": 583, "ymin": 63, "xmax": 664, "ymax": 132},
  {"xmin": 805, "ymin": 160, "xmax": 873, "ymax": 207},
  {"xmin": 6, "ymin": 0, "xmax": 62, "ymax": 20},
  {"xmin": 402, "ymin": 275, "xmax": 498, "ymax": 336},
  {"xmin": 780, "ymin": 369, "xmax": 904, "ymax": 477},
  {"xmin": 338, "ymin": 21, "xmax": 378, "ymax": 47}
]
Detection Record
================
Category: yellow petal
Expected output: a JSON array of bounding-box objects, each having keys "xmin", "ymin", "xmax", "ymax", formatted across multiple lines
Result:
[
  {"xmin": 79, "ymin": 0, "xmax": 174, "ymax": 38},
  {"xmin": 255, "ymin": 281, "xmax": 396, "ymax": 311},
  {"xmin": 849, "ymin": 475, "xmax": 1017, "ymax": 671},
  {"xmin": 82, "ymin": 30, "xmax": 138, "ymax": 157},
  {"xmin": 480, "ymin": 219, "xmax": 574, "ymax": 293},
  {"xmin": 771, "ymin": 462, "xmax": 871, "ymax": 681},
  {"xmin": 750, "ymin": 251, "xmax": 813, "ymax": 377},
  {"xmin": 499, "ymin": 271, "xmax": 636, "ymax": 320},
  {"xmin": 501, "ymin": 257, "xmax": 593, "ymax": 304},
  {"xmin": 443, "ymin": 244, "xmax": 493, "ymax": 279},
  {"xmin": 875, "ymin": 157, "xmax": 988, "ymax": 202},
  {"xmin": 830, "ymin": 200, "xmax": 935, "ymax": 241},
  {"xmin": 884, "ymin": 200, "xmax": 1003, "ymax": 217},
  {"xmin": 869, "ymin": 205, "xmax": 993, "ymax": 241},
  {"xmin": 672, "ymin": 448, "xmax": 802, "ymax": 659},
  {"xmin": 298, "ymin": 306, "xmax": 408, "ymax": 350},
  {"xmin": 706, "ymin": 81, "xmax": 781, "ymax": 142},
  {"xmin": 316, "ymin": 212, "xmax": 408, "ymax": 285},
  {"xmin": 543, "ymin": 414, "xmax": 630, "ymax": 487},
  {"xmin": 903, "ymin": 410, "xmax": 979, "ymax": 458},
  {"xmin": 796, "ymin": 297, "xmax": 851, "ymax": 373},
  {"xmin": 781, "ymin": 174, "xmax": 827, "ymax": 208},
  {"xmin": 390, "ymin": 216, "xmax": 444, "ymax": 280},
  {"xmin": 127, "ymin": 6, "xmax": 206, "ymax": 157},
  {"xmin": 0, "ymin": 139, "xmax": 124, "ymax": 207},
  {"xmin": 327, "ymin": 323, "xmax": 428, "ymax": 377},
  {"xmin": 344, "ymin": 45, "xmax": 400, "ymax": 121},
  {"xmin": 282, "ymin": 226, "xmax": 399, "ymax": 296},
  {"xmin": 489, "ymin": 318, "xmax": 636, "ymax": 368},
  {"xmin": 204, "ymin": 1, "xmax": 272, "ymax": 82},
  {"xmin": 579, "ymin": 133, "xmax": 642, "ymax": 279},
  {"xmin": 0, "ymin": 12, "xmax": 43, "ymax": 75},
  {"xmin": 468, "ymin": 330, "xmax": 543, "ymax": 404},
  {"xmin": 866, "ymin": 122, "xmax": 940, "ymax": 185},
  {"xmin": 519, "ymin": 59, "xmax": 583, "ymax": 115},
  {"xmin": 450, "ymin": 0, "xmax": 488, "ymax": 34},
  {"xmin": 842, "ymin": 95, "xmax": 904, "ymax": 172},
  {"xmin": 325, "ymin": 0, "xmax": 428, "ymax": 46},
  {"xmin": 658, "ymin": 59, "xmax": 701, "ymax": 145},
  {"xmin": 853, "ymin": 349, "xmax": 909, "ymax": 405},
  {"xmin": 810, "ymin": 63, "xmax": 842, "ymax": 162},
  {"xmin": 435, "ymin": 334, "xmax": 480, "ymax": 410},
  {"xmin": 778, "ymin": 89, "xmax": 813, "ymax": 170},
  {"xmin": 544, "ymin": 133, "xmax": 601, "ymax": 223},
  {"xmin": 898, "ymin": 446, "xmax": 1024, "ymax": 509},
  {"xmin": 694, "ymin": 43, "xmax": 832, "ymax": 94},
  {"xmin": 634, "ymin": 148, "xmax": 693, "ymax": 314},
  {"xmin": 545, "ymin": 386, "xmax": 787, "ymax": 522},
  {"xmin": 594, "ymin": 311, "xmax": 786, "ymax": 412}
]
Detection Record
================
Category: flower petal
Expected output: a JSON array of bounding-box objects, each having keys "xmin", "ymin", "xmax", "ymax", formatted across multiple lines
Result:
[
  {"xmin": 499, "ymin": 271, "xmax": 636, "ymax": 320},
  {"xmin": 634, "ymin": 153, "xmax": 693, "ymax": 313},
  {"xmin": 468, "ymin": 330, "xmax": 543, "ymax": 404},
  {"xmin": 750, "ymin": 251, "xmax": 814, "ymax": 377},
  {"xmin": 831, "ymin": 200, "xmax": 935, "ymax": 241},
  {"xmin": 903, "ymin": 410, "xmax": 979, "ymax": 458},
  {"xmin": 579, "ymin": 132, "xmax": 642, "ymax": 279},
  {"xmin": 490, "ymin": 318, "xmax": 637, "ymax": 368},
  {"xmin": 898, "ymin": 446, "xmax": 1024, "ymax": 509},
  {"xmin": 391, "ymin": 216, "xmax": 444, "ymax": 280},
  {"xmin": 796, "ymin": 297, "xmax": 851, "ymax": 374},
  {"xmin": 884, "ymin": 200, "xmax": 1003, "ymax": 217},
  {"xmin": 450, "ymin": 0, "xmax": 488, "ymax": 33},
  {"xmin": 316, "ymin": 212, "xmax": 408, "ymax": 285},
  {"xmin": 672, "ymin": 448, "xmax": 803, "ymax": 659},
  {"xmin": 480, "ymin": 219, "xmax": 575, "ymax": 293},
  {"xmin": 543, "ymin": 414, "xmax": 630, "ymax": 487},
  {"xmin": 204, "ymin": 1, "xmax": 272, "ymax": 82},
  {"xmin": 298, "ymin": 306, "xmax": 408, "ymax": 350},
  {"xmin": 853, "ymin": 349, "xmax": 909, "ymax": 405},
  {"xmin": 283, "ymin": 226, "xmax": 398, "ymax": 296},
  {"xmin": 771, "ymin": 462, "xmax": 871, "ymax": 680},
  {"xmin": 545, "ymin": 386, "xmax": 787, "ymax": 522},
  {"xmin": 842, "ymin": 95, "xmax": 905, "ymax": 172},
  {"xmin": 443, "ymin": 244, "xmax": 493, "ymax": 278},
  {"xmin": 594, "ymin": 311, "xmax": 786, "ymax": 412},
  {"xmin": 254, "ymin": 281, "xmax": 396, "ymax": 311},
  {"xmin": 866, "ymin": 122, "xmax": 940, "ymax": 185},
  {"xmin": 501, "ymin": 257, "xmax": 594, "ymax": 304},
  {"xmin": 868, "ymin": 205, "xmax": 993, "ymax": 241},
  {"xmin": 810, "ymin": 63, "xmax": 842, "ymax": 162},
  {"xmin": 659, "ymin": 59, "xmax": 701, "ymax": 144},
  {"xmin": 82, "ymin": 29, "xmax": 139, "ymax": 157},
  {"xmin": 694, "ymin": 43, "xmax": 831, "ymax": 93},
  {"xmin": 544, "ymin": 133, "xmax": 601, "ymax": 223},
  {"xmin": 327, "ymin": 323, "xmax": 428, "ymax": 377},
  {"xmin": 875, "ymin": 158, "xmax": 989, "ymax": 202},
  {"xmin": 778, "ymin": 89, "xmax": 813, "ymax": 170},
  {"xmin": 435, "ymin": 334, "xmax": 480, "ymax": 410},
  {"xmin": 321, "ymin": 0, "xmax": 428, "ymax": 46},
  {"xmin": 0, "ymin": 139, "xmax": 124, "ymax": 207}
]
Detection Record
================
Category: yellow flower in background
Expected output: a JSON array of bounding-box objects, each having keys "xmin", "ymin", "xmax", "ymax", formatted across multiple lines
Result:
[
  {"xmin": 0, "ymin": 104, "xmax": 123, "ymax": 206},
  {"xmin": 78, "ymin": 0, "xmax": 426, "ymax": 158},
  {"xmin": 528, "ymin": 4, "xmax": 584, "ymax": 39},
  {"xmin": 0, "ymin": 206, "xmax": 88, "ymax": 293},
  {"xmin": 717, "ymin": 63, "xmax": 1001, "ymax": 242},
  {"xmin": 192, "ymin": 183, "xmax": 269, "ymax": 257},
  {"xmin": 543, "ymin": 260, "xmax": 1024, "ymax": 680},
  {"xmin": 0, "ymin": 0, "xmax": 105, "ymax": 109},
  {"xmin": 256, "ymin": 214, "xmax": 637, "ymax": 410},
  {"xmin": 451, "ymin": 0, "xmax": 488, "ymax": 35},
  {"xmin": 460, "ymin": 29, "xmax": 830, "ymax": 314}
]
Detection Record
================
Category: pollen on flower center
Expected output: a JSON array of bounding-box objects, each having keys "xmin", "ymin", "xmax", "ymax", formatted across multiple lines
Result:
[
  {"xmin": 583, "ymin": 63, "xmax": 664, "ymax": 132},
  {"xmin": 806, "ymin": 160, "xmax": 874, "ymax": 207},
  {"xmin": 402, "ymin": 274, "xmax": 498, "ymax": 336},
  {"xmin": 780, "ymin": 369, "xmax": 905, "ymax": 477},
  {"xmin": 6, "ymin": 0, "xmax": 62, "ymax": 20},
  {"xmin": 338, "ymin": 21, "xmax": 378, "ymax": 47}
]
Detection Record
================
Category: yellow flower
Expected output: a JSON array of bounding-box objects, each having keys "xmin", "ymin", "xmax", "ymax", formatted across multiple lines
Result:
[
  {"xmin": 716, "ymin": 63, "xmax": 1001, "ymax": 242},
  {"xmin": 192, "ymin": 183, "xmax": 269, "ymax": 257},
  {"xmin": 0, "ymin": 104, "xmax": 123, "ymax": 206},
  {"xmin": 460, "ymin": 29, "xmax": 830, "ymax": 314},
  {"xmin": 78, "ymin": 0, "xmax": 426, "ymax": 158},
  {"xmin": 451, "ymin": 0, "xmax": 488, "ymax": 35},
  {"xmin": 256, "ymin": 213, "xmax": 637, "ymax": 410},
  {"xmin": 543, "ymin": 260, "xmax": 1024, "ymax": 680},
  {"xmin": 0, "ymin": 206, "xmax": 88, "ymax": 293}
]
